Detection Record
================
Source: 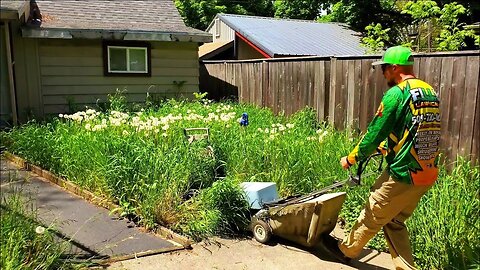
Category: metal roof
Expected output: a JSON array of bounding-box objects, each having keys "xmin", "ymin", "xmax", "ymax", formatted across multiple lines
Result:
[
  {"xmin": 21, "ymin": 0, "xmax": 211, "ymax": 42},
  {"xmin": 216, "ymin": 14, "xmax": 366, "ymax": 57}
]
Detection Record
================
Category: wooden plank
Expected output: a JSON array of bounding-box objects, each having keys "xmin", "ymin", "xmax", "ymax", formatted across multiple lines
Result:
[
  {"xmin": 39, "ymin": 46, "xmax": 102, "ymax": 57},
  {"xmin": 271, "ymin": 62, "xmax": 278, "ymax": 114},
  {"xmin": 262, "ymin": 61, "xmax": 268, "ymax": 107},
  {"xmin": 43, "ymin": 93, "xmax": 155, "ymax": 105},
  {"xmin": 429, "ymin": 57, "xmax": 443, "ymax": 90},
  {"xmin": 40, "ymin": 56, "xmax": 103, "ymax": 67},
  {"xmin": 308, "ymin": 61, "xmax": 315, "ymax": 109},
  {"xmin": 328, "ymin": 58, "xmax": 337, "ymax": 127},
  {"xmin": 346, "ymin": 60, "xmax": 355, "ymax": 128},
  {"xmin": 313, "ymin": 61, "xmax": 322, "ymax": 120},
  {"xmin": 25, "ymin": 38, "xmax": 44, "ymax": 117},
  {"xmin": 359, "ymin": 59, "xmax": 372, "ymax": 131},
  {"xmin": 42, "ymin": 84, "xmax": 199, "ymax": 96},
  {"xmin": 279, "ymin": 61, "xmax": 286, "ymax": 115},
  {"xmin": 40, "ymin": 66, "xmax": 199, "ymax": 77},
  {"xmin": 150, "ymin": 49, "xmax": 199, "ymax": 60},
  {"xmin": 472, "ymin": 70, "xmax": 480, "ymax": 163},
  {"xmin": 354, "ymin": 59, "xmax": 362, "ymax": 130},
  {"xmin": 458, "ymin": 55, "xmax": 480, "ymax": 157},
  {"xmin": 337, "ymin": 59, "xmax": 346, "ymax": 129},
  {"xmin": 41, "ymin": 76, "xmax": 198, "ymax": 86},
  {"xmin": 324, "ymin": 60, "xmax": 331, "ymax": 123},
  {"xmin": 285, "ymin": 61, "xmax": 292, "ymax": 116},
  {"xmin": 448, "ymin": 56, "xmax": 467, "ymax": 160},
  {"xmin": 438, "ymin": 57, "xmax": 454, "ymax": 156}
]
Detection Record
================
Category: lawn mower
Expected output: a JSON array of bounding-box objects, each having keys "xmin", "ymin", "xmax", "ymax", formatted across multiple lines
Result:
[{"xmin": 250, "ymin": 153, "xmax": 383, "ymax": 247}]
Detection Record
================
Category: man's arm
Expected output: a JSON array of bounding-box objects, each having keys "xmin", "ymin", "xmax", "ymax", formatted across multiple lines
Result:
[{"xmin": 343, "ymin": 89, "xmax": 400, "ymax": 168}]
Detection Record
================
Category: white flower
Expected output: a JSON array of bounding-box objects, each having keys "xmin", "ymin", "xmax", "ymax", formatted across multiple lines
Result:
[
  {"xmin": 269, "ymin": 134, "xmax": 275, "ymax": 140},
  {"xmin": 162, "ymin": 124, "xmax": 169, "ymax": 131},
  {"xmin": 35, "ymin": 226, "xmax": 45, "ymax": 234},
  {"xmin": 122, "ymin": 130, "xmax": 129, "ymax": 136},
  {"xmin": 58, "ymin": 114, "xmax": 64, "ymax": 118},
  {"xmin": 86, "ymin": 109, "xmax": 96, "ymax": 115},
  {"xmin": 257, "ymin": 128, "xmax": 263, "ymax": 133},
  {"xmin": 85, "ymin": 123, "xmax": 91, "ymax": 130},
  {"xmin": 162, "ymin": 133, "xmax": 168, "ymax": 137}
]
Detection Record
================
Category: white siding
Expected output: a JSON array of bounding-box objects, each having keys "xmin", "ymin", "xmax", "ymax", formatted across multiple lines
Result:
[{"xmin": 208, "ymin": 20, "xmax": 235, "ymax": 42}]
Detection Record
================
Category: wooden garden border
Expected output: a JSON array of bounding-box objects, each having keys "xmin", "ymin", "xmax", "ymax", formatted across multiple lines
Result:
[{"xmin": 2, "ymin": 151, "xmax": 193, "ymax": 263}]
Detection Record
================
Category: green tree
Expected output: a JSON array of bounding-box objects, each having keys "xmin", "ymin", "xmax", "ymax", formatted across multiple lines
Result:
[
  {"xmin": 361, "ymin": 23, "xmax": 391, "ymax": 53},
  {"xmin": 273, "ymin": 0, "xmax": 330, "ymax": 20},
  {"xmin": 402, "ymin": 1, "xmax": 479, "ymax": 51},
  {"xmin": 435, "ymin": 2, "xmax": 479, "ymax": 51},
  {"xmin": 174, "ymin": 0, "xmax": 274, "ymax": 30}
]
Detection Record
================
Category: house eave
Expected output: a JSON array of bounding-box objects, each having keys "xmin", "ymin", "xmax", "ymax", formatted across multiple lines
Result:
[
  {"xmin": 0, "ymin": 2, "xmax": 29, "ymax": 21},
  {"xmin": 22, "ymin": 28, "xmax": 213, "ymax": 42}
]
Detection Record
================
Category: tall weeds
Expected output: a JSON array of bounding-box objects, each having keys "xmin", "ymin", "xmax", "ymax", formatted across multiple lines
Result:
[
  {"xmin": 2, "ymin": 95, "xmax": 478, "ymax": 269},
  {"xmin": 0, "ymin": 191, "xmax": 78, "ymax": 269}
]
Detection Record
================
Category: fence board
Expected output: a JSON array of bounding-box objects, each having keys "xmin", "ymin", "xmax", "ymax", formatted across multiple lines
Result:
[
  {"xmin": 346, "ymin": 60, "xmax": 356, "ymax": 128},
  {"xmin": 438, "ymin": 57, "xmax": 454, "ymax": 157},
  {"xmin": 473, "ymin": 74, "xmax": 480, "ymax": 163},
  {"xmin": 459, "ymin": 55, "xmax": 480, "ymax": 158},
  {"xmin": 449, "ymin": 56, "xmax": 467, "ymax": 160}
]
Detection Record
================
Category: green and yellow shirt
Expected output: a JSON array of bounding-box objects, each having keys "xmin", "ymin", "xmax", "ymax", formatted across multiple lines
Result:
[{"xmin": 347, "ymin": 78, "xmax": 441, "ymax": 185}]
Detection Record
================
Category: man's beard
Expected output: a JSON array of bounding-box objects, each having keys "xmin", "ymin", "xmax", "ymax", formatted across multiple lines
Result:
[{"xmin": 387, "ymin": 80, "xmax": 396, "ymax": 87}]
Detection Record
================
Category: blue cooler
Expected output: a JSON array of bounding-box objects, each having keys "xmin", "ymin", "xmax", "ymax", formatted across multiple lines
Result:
[{"xmin": 241, "ymin": 182, "xmax": 279, "ymax": 210}]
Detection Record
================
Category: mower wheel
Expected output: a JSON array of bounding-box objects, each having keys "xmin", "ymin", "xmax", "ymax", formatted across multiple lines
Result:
[{"xmin": 252, "ymin": 220, "xmax": 271, "ymax": 244}]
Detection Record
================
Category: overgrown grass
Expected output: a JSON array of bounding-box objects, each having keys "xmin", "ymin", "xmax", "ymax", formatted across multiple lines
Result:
[
  {"xmin": 0, "ymin": 190, "xmax": 79, "ymax": 269},
  {"xmin": 1, "ymin": 94, "xmax": 478, "ymax": 269}
]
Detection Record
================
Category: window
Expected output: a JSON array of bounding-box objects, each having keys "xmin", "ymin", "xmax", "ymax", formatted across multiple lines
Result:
[
  {"xmin": 103, "ymin": 41, "xmax": 151, "ymax": 76},
  {"xmin": 215, "ymin": 18, "xmax": 221, "ymax": 38}
]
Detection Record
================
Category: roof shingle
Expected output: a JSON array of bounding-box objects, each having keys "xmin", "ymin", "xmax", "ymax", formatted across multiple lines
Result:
[{"xmin": 22, "ymin": 0, "xmax": 211, "ymax": 42}]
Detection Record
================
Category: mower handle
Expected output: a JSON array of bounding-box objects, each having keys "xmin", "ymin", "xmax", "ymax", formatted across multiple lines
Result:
[{"xmin": 348, "ymin": 153, "xmax": 384, "ymax": 186}]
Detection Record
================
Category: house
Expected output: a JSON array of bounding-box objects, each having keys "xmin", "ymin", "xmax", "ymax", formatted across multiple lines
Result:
[
  {"xmin": 0, "ymin": 0, "xmax": 212, "ymax": 125},
  {"xmin": 200, "ymin": 14, "xmax": 366, "ymax": 60}
]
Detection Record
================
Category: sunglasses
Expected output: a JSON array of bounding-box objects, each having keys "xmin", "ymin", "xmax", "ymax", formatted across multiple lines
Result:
[{"xmin": 381, "ymin": 64, "xmax": 391, "ymax": 73}]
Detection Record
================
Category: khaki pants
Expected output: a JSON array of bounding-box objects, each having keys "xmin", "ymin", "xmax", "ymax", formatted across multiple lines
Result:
[{"xmin": 339, "ymin": 170, "xmax": 432, "ymax": 270}]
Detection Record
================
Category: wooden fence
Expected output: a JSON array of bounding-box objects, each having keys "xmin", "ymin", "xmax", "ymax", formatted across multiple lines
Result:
[{"xmin": 200, "ymin": 51, "xmax": 480, "ymax": 163}]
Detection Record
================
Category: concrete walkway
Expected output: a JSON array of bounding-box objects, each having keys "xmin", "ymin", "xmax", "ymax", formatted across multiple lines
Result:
[
  {"xmin": 109, "ymin": 235, "xmax": 393, "ymax": 270},
  {"xmin": 0, "ymin": 158, "xmax": 182, "ymax": 263}
]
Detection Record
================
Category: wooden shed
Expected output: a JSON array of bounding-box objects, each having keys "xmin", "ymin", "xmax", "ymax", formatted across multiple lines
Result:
[{"xmin": 0, "ymin": 0, "xmax": 211, "ymax": 125}]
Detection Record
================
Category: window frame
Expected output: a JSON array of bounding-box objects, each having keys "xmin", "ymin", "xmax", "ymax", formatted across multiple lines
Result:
[
  {"xmin": 215, "ymin": 18, "xmax": 221, "ymax": 38},
  {"xmin": 103, "ymin": 41, "xmax": 151, "ymax": 77}
]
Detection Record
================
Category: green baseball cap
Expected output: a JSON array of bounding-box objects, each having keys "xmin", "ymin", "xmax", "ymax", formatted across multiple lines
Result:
[{"xmin": 372, "ymin": 46, "xmax": 414, "ymax": 66}]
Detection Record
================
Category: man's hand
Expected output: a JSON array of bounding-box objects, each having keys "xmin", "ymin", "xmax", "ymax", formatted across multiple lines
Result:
[{"xmin": 340, "ymin": 156, "xmax": 351, "ymax": 170}]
